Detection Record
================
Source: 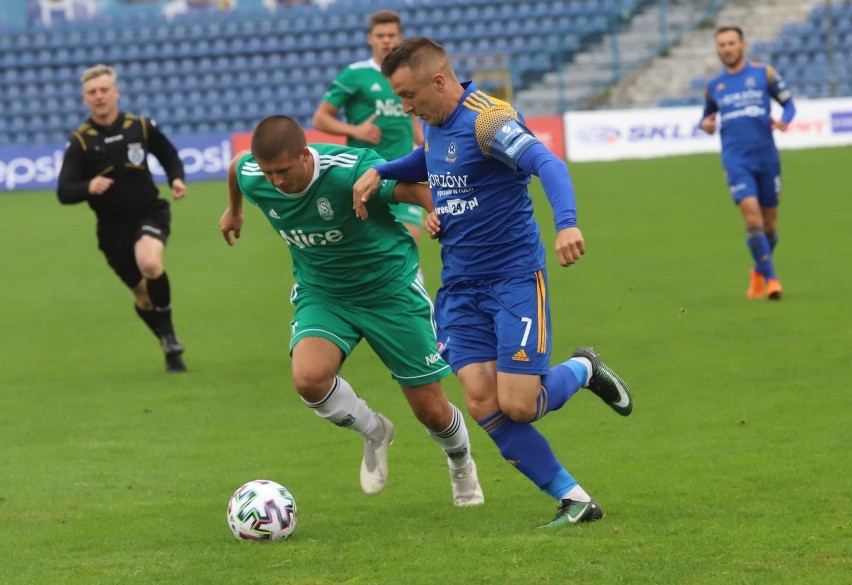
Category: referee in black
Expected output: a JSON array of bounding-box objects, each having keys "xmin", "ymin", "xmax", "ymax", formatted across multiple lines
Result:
[{"xmin": 58, "ymin": 64, "xmax": 188, "ymax": 373}]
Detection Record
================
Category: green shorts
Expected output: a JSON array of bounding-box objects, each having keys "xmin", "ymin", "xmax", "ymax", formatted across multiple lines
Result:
[
  {"xmin": 289, "ymin": 278, "xmax": 449, "ymax": 386},
  {"xmin": 390, "ymin": 202, "xmax": 424, "ymax": 228}
]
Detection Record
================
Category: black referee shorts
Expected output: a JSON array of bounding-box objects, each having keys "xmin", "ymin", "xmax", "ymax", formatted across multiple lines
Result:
[{"xmin": 97, "ymin": 199, "xmax": 171, "ymax": 288}]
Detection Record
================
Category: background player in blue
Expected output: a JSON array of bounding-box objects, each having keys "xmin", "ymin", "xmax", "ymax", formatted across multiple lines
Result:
[
  {"xmin": 354, "ymin": 37, "xmax": 633, "ymax": 528},
  {"xmin": 700, "ymin": 26, "xmax": 796, "ymax": 301}
]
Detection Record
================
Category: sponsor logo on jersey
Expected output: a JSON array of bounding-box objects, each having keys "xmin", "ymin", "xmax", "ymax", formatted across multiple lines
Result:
[
  {"xmin": 141, "ymin": 224, "xmax": 163, "ymax": 236},
  {"xmin": 445, "ymin": 140, "xmax": 457, "ymax": 163},
  {"xmin": 127, "ymin": 142, "xmax": 145, "ymax": 165},
  {"xmin": 717, "ymin": 89, "xmax": 764, "ymax": 108},
  {"xmin": 104, "ymin": 134, "xmax": 124, "ymax": 144},
  {"xmin": 370, "ymin": 82, "xmax": 382, "ymax": 92},
  {"xmin": 428, "ymin": 172, "xmax": 469, "ymax": 189},
  {"xmin": 374, "ymin": 99, "xmax": 406, "ymax": 117},
  {"xmin": 317, "ymin": 197, "xmax": 334, "ymax": 220},
  {"xmin": 434, "ymin": 197, "xmax": 479, "ymax": 216},
  {"xmin": 425, "ymin": 352, "xmax": 441, "ymax": 365},
  {"xmin": 278, "ymin": 228, "xmax": 343, "ymax": 248},
  {"xmin": 512, "ymin": 349, "xmax": 530, "ymax": 362},
  {"xmin": 424, "ymin": 141, "xmax": 429, "ymax": 153},
  {"xmin": 268, "ymin": 208, "xmax": 280, "ymax": 219}
]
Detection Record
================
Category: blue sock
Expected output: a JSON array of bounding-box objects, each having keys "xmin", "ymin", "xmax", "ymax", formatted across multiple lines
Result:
[
  {"xmin": 746, "ymin": 228, "xmax": 776, "ymax": 280},
  {"xmin": 767, "ymin": 231, "xmax": 778, "ymax": 252},
  {"xmin": 541, "ymin": 467, "xmax": 578, "ymax": 501},
  {"xmin": 534, "ymin": 359, "xmax": 587, "ymax": 420},
  {"xmin": 478, "ymin": 411, "xmax": 562, "ymax": 489}
]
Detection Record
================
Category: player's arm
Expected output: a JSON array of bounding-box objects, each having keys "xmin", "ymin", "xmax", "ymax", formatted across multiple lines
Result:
[
  {"xmin": 392, "ymin": 182, "xmax": 433, "ymax": 212},
  {"xmin": 767, "ymin": 65, "xmax": 796, "ymax": 131},
  {"xmin": 220, "ymin": 152, "xmax": 249, "ymax": 246},
  {"xmin": 146, "ymin": 118, "xmax": 187, "ymax": 199},
  {"xmin": 312, "ymin": 100, "xmax": 382, "ymax": 144},
  {"xmin": 516, "ymin": 143, "xmax": 585, "ymax": 267},
  {"xmin": 57, "ymin": 133, "xmax": 104, "ymax": 203},
  {"xmin": 353, "ymin": 147, "xmax": 427, "ymax": 218},
  {"xmin": 700, "ymin": 89, "xmax": 719, "ymax": 134}
]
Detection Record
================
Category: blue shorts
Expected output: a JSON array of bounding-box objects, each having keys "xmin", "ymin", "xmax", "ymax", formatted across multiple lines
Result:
[
  {"xmin": 724, "ymin": 157, "xmax": 781, "ymax": 207},
  {"xmin": 434, "ymin": 271, "xmax": 551, "ymax": 375}
]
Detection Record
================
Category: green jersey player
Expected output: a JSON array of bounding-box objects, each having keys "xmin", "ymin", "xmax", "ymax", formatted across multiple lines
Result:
[
  {"xmin": 219, "ymin": 115, "xmax": 483, "ymax": 507},
  {"xmin": 312, "ymin": 9, "xmax": 425, "ymax": 244}
]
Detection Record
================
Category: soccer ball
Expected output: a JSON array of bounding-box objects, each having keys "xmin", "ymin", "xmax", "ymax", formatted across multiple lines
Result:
[{"xmin": 227, "ymin": 479, "xmax": 298, "ymax": 541}]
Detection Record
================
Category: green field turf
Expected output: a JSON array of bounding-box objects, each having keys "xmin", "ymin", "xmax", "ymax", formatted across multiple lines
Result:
[{"xmin": 1, "ymin": 148, "xmax": 849, "ymax": 584}]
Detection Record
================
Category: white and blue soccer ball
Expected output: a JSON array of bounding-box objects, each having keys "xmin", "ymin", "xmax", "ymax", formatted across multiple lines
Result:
[{"xmin": 227, "ymin": 479, "xmax": 297, "ymax": 541}]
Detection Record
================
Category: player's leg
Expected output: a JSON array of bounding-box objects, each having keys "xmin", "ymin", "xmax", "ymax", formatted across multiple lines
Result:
[
  {"xmin": 438, "ymin": 279, "xmax": 601, "ymax": 524},
  {"xmin": 729, "ymin": 166, "xmax": 776, "ymax": 298},
  {"xmin": 459, "ymin": 362, "xmax": 602, "ymax": 526},
  {"xmin": 757, "ymin": 162, "xmax": 783, "ymax": 300},
  {"xmin": 399, "ymin": 382, "xmax": 484, "ymax": 506},
  {"xmin": 362, "ymin": 277, "xmax": 483, "ymax": 505},
  {"xmin": 289, "ymin": 293, "xmax": 392, "ymax": 495},
  {"xmin": 133, "ymin": 203, "xmax": 186, "ymax": 370}
]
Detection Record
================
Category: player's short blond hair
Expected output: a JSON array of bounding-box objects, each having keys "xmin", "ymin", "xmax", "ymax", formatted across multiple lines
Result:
[{"xmin": 80, "ymin": 64, "xmax": 117, "ymax": 86}]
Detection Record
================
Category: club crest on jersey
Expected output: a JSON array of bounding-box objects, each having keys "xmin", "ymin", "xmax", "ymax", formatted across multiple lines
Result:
[
  {"xmin": 127, "ymin": 143, "xmax": 145, "ymax": 166},
  {"xmin": 716, "ymin": 82, "xmax": 725, "ymax": 91},
  {"xmin": 445, "ymin": 140, "xmax": 457, "ymax": 163},
  {"xmin": 317, "ymin": 197, "xmax": 334, "ymax": 220},
  {"xmin": 745, "ymin": 76, "xmax": 756, "ymax": 88}
]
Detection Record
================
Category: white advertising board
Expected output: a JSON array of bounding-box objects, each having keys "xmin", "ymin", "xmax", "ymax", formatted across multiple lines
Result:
[{"xmin": 564, "ymin": 98, "xmax": 852, "ymax": 162}]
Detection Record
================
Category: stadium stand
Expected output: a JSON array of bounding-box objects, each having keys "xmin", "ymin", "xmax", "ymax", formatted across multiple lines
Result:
[
  {"xmin": 0, "ymin": 0, "xmax": 651, "ymax": 145},
  {"xmin": 658, "ymin": 1, "xmax": 852, "ymax": 108}
]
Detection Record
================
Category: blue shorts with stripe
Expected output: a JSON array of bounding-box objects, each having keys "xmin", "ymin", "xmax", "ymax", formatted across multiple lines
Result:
[
  {"xmin": 434, "ymin": 271, "xmax": 552, "ymax": 375},
  {"xmin": 724, "ymin": 156, "xmax": 781, "ymax": 207}
]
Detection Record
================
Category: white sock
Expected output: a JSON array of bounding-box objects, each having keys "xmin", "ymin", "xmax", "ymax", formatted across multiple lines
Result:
[
  {"xmin": 427, "ymin": 404, "xmax": 471, "ymax": 470},
  {"xmin": 303, "ymin": 376, "xmax": 378, "ymax": 437},
  {"xmin": 571, "ymin": 357, "xmax": 593, "ymax": 387},
  {"xmin": 560, "ymin": 484, "xmax": 591, "ymax": 503}
]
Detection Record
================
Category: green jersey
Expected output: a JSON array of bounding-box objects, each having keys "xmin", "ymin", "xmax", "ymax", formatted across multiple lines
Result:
[
  {"xmin": 236, "ymin": 144, "xmax": 419, "ymax": 302},
  {"xmin": 321, "ymin": 58, "xmax": 414, "ymax": 161}
]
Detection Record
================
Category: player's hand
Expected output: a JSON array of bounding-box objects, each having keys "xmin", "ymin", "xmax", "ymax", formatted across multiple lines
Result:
[
  {"xmin": 219, "ymin": 208, "xmax": 244, "ymax": 246},
  {"xmin": 88, "ymin": 176, "xmax": 114, "ymax": 196},
  {"xmin": 771, "ymin": 118, "xmax": 789, "ymax": 132},
  {"xmin": 353, "ymin": 168, "xmax": 381, "ymax": 219},
  {"xmin": 351, "ymin": 114, "xmax": 381, "ymax": 144},
  {"xmin": 555, "ymin": 227, "xmax": 585, "ymax": 267},
  {"xmin": 425, "ymin": 210, "xmax": 441, "ymax": 239},
  {"xmin": 171, "ymin": 178, "xmax": 187, "ymax": 200},
  {"xmin": 700, "ymin": 114, "xmax": 717, "ymax": 134}
]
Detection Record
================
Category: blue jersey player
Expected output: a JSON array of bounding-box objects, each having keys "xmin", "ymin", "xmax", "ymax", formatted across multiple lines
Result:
[
  {"xmin": 353, "ymin": 37, "xmax": 633, "ymax": 528},
  {"xmin": 701, "ymin": 26, "xmax": 796, "ymax": 300}
]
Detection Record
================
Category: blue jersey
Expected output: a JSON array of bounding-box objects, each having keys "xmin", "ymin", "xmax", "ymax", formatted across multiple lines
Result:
[
  {"xmin": 703, "ymin": 61, "xmax": 795, "ymax": 166},
  {"xmin": 424, "ymin": 82, "xmax": 543, "ymax": 285}
]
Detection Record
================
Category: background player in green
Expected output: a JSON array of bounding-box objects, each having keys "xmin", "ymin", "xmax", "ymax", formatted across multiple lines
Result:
[
  {"xmin": 219, "ymin": 115, "xmax": 483, "ymax": 506},
  {"xmin": 311, "ymin": 9, "xmax": 426, "ymax": 249}
]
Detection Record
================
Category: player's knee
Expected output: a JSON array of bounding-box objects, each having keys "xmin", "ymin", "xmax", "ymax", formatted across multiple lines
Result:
[
  {"xmin": 137, "ymin": 258, "xmax": 164, "ymax": 280},
  {"xmin": 499, "ymin": 400, "xmax": 537, "ymax": 423},
  {"xmin": 291, "ymin": 369, "xmax": 335, "ymax": 402}
]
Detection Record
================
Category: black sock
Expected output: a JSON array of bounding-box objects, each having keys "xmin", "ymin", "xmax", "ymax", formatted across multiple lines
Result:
[
  {"xmin": 146, "ymin": 272, "xmax": 171, "ymax": 310},
  {"xmin": 135, "ymin": 305, "xmax": 174, "ymax": 338}
]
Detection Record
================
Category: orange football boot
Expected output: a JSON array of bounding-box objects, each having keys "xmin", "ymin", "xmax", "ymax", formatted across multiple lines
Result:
[
  {"xmin": 766, "ymin": 278, "xmax": 783, "ymax": 301},
  {"xmin": 747, "ymin": 269, "xmax": 765, "ymax": 299}
]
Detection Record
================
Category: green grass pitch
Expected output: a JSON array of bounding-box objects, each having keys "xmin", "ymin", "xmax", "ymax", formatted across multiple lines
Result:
[{"xmin": 0, "ymin": 148, "xmax": 849, "ymax": 584}]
